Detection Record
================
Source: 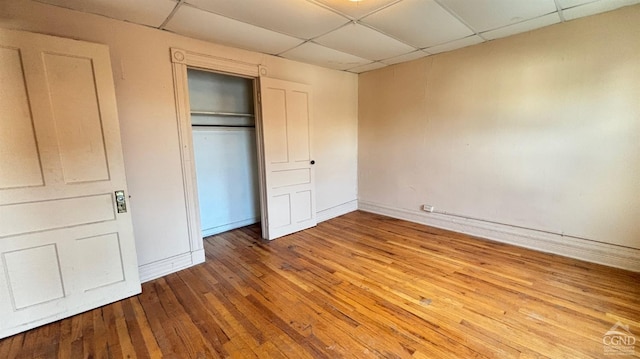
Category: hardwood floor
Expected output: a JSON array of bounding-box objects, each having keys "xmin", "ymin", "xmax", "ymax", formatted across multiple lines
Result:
[{"xmin": 1, "ymin": 211, "xmax": 639, "ymax": 358}]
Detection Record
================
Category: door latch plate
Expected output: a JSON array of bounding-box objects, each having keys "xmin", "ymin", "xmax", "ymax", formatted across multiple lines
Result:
[{"xmin": 115, "ymin": 190, "xmax": 127, "ymax": 213}]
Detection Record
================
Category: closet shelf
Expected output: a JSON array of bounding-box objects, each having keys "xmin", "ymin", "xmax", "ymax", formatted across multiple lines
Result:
[
  {"xmin": 192, "ymin": 124, "xmax": 255, "ymax": 128},
  {"xmin": 191, "ymin": 111, "xmax": 254, "ymax": 117}
]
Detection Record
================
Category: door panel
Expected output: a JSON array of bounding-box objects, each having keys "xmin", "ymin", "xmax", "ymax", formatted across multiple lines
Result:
[
  {"xmin": 75, "ymin": 233, "xmax": 125, "ymax": 291},
  {"xmin": 0, "ymin": 47, "xmax": 44, "ymax": 189},
  {"xmin": 43, "ymin": 53, "xmax": 110, "ymax": 183},
  {"xmin": 3, "ymin": 244, "xmax": 65, "ymax": 310},
  {"xmin": 0, "ymin": 28, "xmax": 140, "ymax": 339},
  {"xmin": 0, "ymin": 194, "xmax": 115, "ymax": 237},
  {"xmin": 292, "ymin": 190, "xmax": 313, "ymax": 222},
  {"xmin": 288, "ymin": 91, "xmax": 311, "ymax": 162},
  {"xmin": 259, "ymin": 78, "xmax": 316, "ymax": 239},
  {"xmin": 263, "ymin": 88, "xmax": 289, "ymax": 163}
]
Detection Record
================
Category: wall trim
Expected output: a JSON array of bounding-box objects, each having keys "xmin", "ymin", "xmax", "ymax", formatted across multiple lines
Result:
[
  {"xmin": 317, "ymin": 200, "xmax": 358, "ymax": 223},
  {"xmin": 138, "ymin": 252, "xmax": 196, "ymax": 283},
  {"xmin": 358, "ymin": 200, "xmax": 640, "ymax": 272},
  {"xmin": 191, "ymin": 248, "xmax": 205, "ymax": 265}
]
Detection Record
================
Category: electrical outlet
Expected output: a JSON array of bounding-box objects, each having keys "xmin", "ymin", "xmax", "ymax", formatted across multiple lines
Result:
[{"xmin": 422, "ymin": 204, "xmax": 434, "ymax": 213}]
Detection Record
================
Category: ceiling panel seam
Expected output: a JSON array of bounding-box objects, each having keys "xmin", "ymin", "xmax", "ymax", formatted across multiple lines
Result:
[
  {"xmin": 355, "ymin": 21, "xmax": 422, "ymax": 52},
  {"xmin": 553, "ymin": 0, "xmax": 567, "ymax": 22},
  {"xmin": 477, "ymin": 10, "xmax": 563, "ymax": 37},
  {"xmin": 353, "ymin": 0, "xmax": 407, "ymax": 19},
  {"xmin": 159, "ymin": 0, "xmax": 185, "ymax": 30},
  {"xmin": 306, "ymin": 0, "xmax": 405, "ymax": 20},
  {"xmin": 433, "ymin": 0, "xmax": 487, "ymax": 41},
  {"xmin": 176, "ymin": 2, "xmax": 307, "ymax": 41},
  {"xmin": 296, "ymin": 20, "xmax": 358, "ymax": 51}
]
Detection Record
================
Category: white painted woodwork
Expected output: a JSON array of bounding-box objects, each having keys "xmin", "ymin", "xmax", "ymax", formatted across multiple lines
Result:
[
  {"xmin": 0, "ymin": 47, "xmax": 43, "ymax": 189},
  {"xmin": 4, "ymin": 245, "xmax": 65, "ymax": 310},
  {"xmin": 43, "ymin": 53, "xmax": 110, "ymax": 183},
  {"xmin": 0, "ymin": 28, "xmax": 140, "ymax": 339},
  {"xmin": 169, "ymin": 48, "xmax": 261, "ymax": 265},
  {"xmin": 0, "ymin": 194, "xmax": 115, "ymax": 237},
  {"xmin": 259, "ymin": 77, "xmax": 317, "ymax": 239}
]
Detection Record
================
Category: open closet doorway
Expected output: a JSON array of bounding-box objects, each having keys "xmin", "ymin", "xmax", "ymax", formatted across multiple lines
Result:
[
  {"xmin": 170, "ymin": 48, "xmax": 317, "ymax": 264},
  {"xmin": 187, "ymin": 69, "xmax": 260, "ymax": 237}
]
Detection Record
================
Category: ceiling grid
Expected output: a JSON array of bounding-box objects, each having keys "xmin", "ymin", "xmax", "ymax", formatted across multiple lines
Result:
[{"xmin": 34, "ymin": 0, "xmax": 640, "ymax": 73}]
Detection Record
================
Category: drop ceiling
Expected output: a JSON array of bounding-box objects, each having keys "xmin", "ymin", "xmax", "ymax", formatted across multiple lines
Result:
[{"xmin": 36, "ymin": 0, "xmax": 640, "ymax": 73}]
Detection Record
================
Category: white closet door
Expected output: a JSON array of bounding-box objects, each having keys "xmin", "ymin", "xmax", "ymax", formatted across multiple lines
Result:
[
  {"xmin": 0, "ymin": 28, "xmax": 140, "ymax": 338},
  {"xmin": 259, "ymin": 77, "xmax": 316, "ymax": 239}
]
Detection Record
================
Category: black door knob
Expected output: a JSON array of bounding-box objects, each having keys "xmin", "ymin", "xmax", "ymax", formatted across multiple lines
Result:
[{"xmin": 310, "ymin": 160, "xmax": 315, "ymax": 165}]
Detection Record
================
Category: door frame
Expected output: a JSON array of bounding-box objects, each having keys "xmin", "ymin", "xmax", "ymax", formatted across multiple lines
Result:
[{"xmin": 169, "ymin": 48, "xmax": 268, "ymax": 257}]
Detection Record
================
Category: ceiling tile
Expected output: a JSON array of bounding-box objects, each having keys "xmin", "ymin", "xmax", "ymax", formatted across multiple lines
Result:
[
  {"xmin": 347, "ymin": 62, "xmax": 388, "ymax": 73},
  {"xmin": 184, "ymin": 0, "xmax": 349, "ymax": 39},
  {"xmin": 35, "ymin": 0, "xmax": 177, "ymax": 27},
  {"xmin": 314, "ymin": 23, "xmax": 416, "ymax": 60},
  {"xmin": 424, "ymin": 35, "xmax": 484, "ymax": 54},
  {"xmin": 362, "ymin": 0, "xmax": 473, "ymax": 48},
  {"xmin": 279, "ymin": 42, "xmax": 371, "ymax": 71},
  {"xmin": 439, "ymin": 0, "xmax": 557, "ymax": 32},
  {"xmin": 562, "ymin": 0, "xmax": 640, "ymax": 20},
  {"xmin": 313, "ymin": 0, "xmax": 401, "ymax": 19},
  {"xmin": 481, "ymin": 13, "xmax": 561, "ymax": 40},
  {"xmin": 557, "ymin": 0, "xmax": 599, "ymax": 9},
  {"xmin": 381, "ymin": 50, "xmax": 429, "ymax": 65},
  {"xmin": 165, "ymin": 5, "xmax": 303, "ymax": 55}
]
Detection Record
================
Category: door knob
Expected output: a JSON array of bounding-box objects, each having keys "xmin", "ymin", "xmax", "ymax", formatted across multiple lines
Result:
[{"xmin": 310, "ymin": 160, "xmax": 315, "ymax": 165}]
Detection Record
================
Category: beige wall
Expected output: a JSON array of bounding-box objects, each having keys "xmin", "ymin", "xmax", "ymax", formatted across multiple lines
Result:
[
  {"xmin": 1, "ymin": 0, "xmax": 358, "ymax": 266},
  {"xmin": 359, "ymin": 5, "xmax": 640, "ymax": 249}
]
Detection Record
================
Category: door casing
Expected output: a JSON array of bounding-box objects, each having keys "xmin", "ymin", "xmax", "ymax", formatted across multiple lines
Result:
[
  {"xmin": 170, "ymin": 49, "xmax": 266, "ymax": 252},
  {"xmin": 169, "ymin": 48, "xmax": 317, "ymax": 246}
]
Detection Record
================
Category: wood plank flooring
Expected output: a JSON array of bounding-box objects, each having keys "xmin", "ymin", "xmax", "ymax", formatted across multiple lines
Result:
[{"xmin": 1, "ymin": 211, "xmax": 639, "ymax": 358}]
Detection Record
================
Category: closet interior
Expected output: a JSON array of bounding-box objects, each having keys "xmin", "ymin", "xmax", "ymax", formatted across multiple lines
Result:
[{"xmin": 187, "ymin": 68, "xmax": 260, "ymax": 237}]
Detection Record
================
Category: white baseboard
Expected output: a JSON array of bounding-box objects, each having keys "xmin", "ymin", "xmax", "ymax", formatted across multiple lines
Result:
[
  {"xmin": 138, "ymin": 252, "xmax": 196, "ymax": 283},
  {"xmin": 358, "ymin": 200, "xmax": 640, "ymax": 272},
  {"xmin": 191, "ymin": 248, "xmax": 205, "ymax": 264},
  {"xmin": 202, "ymin": 217, "xmax": 259, "ymax": 237},
  {"xmin": 317, "ymin": 200, "xmax": 358, "ymax": 223}
]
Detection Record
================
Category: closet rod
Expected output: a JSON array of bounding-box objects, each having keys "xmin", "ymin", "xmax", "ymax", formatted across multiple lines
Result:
[{"xmin": 191, "ymin": 124, "xmax": 255, "ymax": 128}]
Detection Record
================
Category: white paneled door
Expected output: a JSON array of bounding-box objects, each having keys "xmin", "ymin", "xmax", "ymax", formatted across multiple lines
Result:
[
  {"xmin": 0, "ymin": 29, "xmax": 140, "ymax": 338},
  {"xmin": 259, "ymin": 78, "xmax": 316, "ymax": 239}
]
